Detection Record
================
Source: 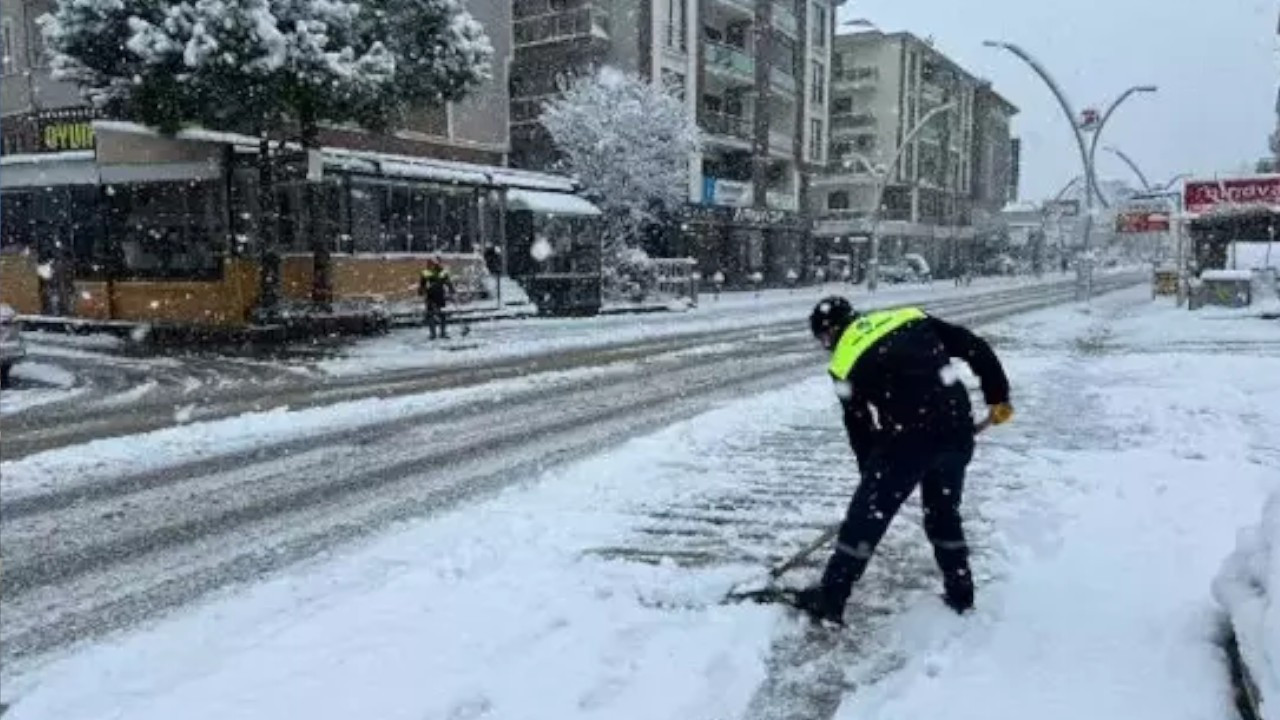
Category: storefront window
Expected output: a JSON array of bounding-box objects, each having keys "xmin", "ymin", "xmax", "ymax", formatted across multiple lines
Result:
[{"xmin": 105, "ymin": 181, "xmax": 226, "ymax": 280}]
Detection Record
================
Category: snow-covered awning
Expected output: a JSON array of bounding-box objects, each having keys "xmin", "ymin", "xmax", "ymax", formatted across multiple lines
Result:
[{"xmin": 506, "ymin": 189, "xmax": 601, "ymax": 216}]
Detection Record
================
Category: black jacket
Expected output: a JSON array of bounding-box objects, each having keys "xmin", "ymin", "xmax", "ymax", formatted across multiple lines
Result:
[{"xmin": 835, "ymin": 315, "xmax": 1009, "ymax": 457}]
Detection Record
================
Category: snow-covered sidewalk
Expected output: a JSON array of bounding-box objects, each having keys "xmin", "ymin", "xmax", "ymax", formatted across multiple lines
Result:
[{"xmin": 5, "ymin": 284, "xmax": 1274, "ymax": 720}]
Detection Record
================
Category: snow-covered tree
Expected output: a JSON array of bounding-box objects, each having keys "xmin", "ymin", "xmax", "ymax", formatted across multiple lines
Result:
[
  {"xmin": 539, "ymin": 68, "xmax": 699, "ymax": 287},
  {"xmin": 40, "ymin": 0, "xmax": 492, "ymax": 309}
]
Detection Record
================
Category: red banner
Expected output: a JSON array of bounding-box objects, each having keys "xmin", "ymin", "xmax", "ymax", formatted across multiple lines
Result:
[
  {"xmin": 1115, "ymin": 211, "xmax": 1171, "ymax": 233},
  {"xmin": 1184, "ymin": 176, "xmax": 1280, "ymax": 214}
]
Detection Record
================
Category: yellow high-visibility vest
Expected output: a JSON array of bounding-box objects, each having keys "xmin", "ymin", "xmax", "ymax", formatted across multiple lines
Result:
[{"xmin": 828, "ymin": 307, "xmax": 926, "ymax": 380}]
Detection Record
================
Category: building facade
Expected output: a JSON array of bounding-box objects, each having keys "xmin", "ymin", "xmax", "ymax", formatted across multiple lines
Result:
[
  {"xmin": 811, "ymin": 31, "xmax": 1019, "ymax": 280},
  {"xmin": 0, "ymin": 0, "xmax": 514, "ymax": 163},
  {"xmin": 509, "ymin": 0, "xmax": 836, "ymax": 286},
  {"xmin": 0, "ymin": 0, "xmax": 617, "ymax": 324}
]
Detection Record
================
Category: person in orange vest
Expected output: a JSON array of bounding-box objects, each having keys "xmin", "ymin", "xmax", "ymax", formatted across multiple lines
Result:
[
  {"xmin": 418, "ymin": 258, "xmax": 456, "ymax": 340},
  {"xmin": 790, "ymin": 297, "xmax": 1014, "ymax": 624}
]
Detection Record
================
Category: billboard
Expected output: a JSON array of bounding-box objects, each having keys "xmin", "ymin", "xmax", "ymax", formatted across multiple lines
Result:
[
  {"xmin": 1115, "ymin": 209, "xmax": 1171, "ymax": 234},
  {"xmin": 1183, "ymin": 175, "xmax": 1280, "ymax": 214}
]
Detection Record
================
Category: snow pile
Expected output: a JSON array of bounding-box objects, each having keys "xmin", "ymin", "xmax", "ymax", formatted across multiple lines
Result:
[{"xmin": 1214, "ymin": 491, "xmax": 1280, "ymax": 718}]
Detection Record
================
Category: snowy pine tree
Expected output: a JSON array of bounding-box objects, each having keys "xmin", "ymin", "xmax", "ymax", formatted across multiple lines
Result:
[
  {"xmin": 40, "ymin": 0, "xmax": 492, "ymax": 309},
  {"xmin": 539, "ymin": 68, "xmax": 699, "ymax": 289}
]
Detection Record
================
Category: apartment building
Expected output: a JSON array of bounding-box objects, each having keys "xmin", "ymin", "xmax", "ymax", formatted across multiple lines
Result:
[
  {"xmin": 509, "ymin": 0, "xmax": 837, "ymax": 285},
  {"xmin": 812, "ymin": 31, "xmax": 1018, "ymax": 279},
  {"xmin": 0, "ymin": 0, "xmax": 513, "ymax": 163}
]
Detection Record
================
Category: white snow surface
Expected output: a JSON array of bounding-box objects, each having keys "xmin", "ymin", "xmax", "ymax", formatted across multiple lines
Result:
[
  {"xmin": 7, "ymin": 284, "xmax": 1276, "ymax": 720},
  {"xmin": 322, "ymin": 275, "xmax": 1065, "ymax": 377},
  {"xmin": 1215, "ymin": 492, "xmax": 1280, "ymax": 719}
]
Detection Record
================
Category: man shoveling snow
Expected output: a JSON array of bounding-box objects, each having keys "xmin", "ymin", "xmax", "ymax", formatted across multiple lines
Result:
[{"xmin": 776, "ymin": 297, "xmax": 1013, "ymax": 625}]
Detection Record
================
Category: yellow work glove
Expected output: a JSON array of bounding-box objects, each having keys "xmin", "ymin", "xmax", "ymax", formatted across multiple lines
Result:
[{"xmin": 989, "ymin": 402, "xmax": 1014, "ymax": 426}]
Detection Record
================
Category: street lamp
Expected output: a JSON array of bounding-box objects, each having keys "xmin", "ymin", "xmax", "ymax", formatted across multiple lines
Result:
[
  {"xmin": 863, "ymin": 100, "xmax": 958, "ymax": 292},
  {"xmin": 1103, "ymin": 145, "xmax": 1153, "ymax": 191},
  {"xmin": 1086, "ymin": 86, "xmax": 1158, "ymax": 202},
  {"xmin": 982, "ymin": 40, "xmax": 1155, "ymax": 301}
]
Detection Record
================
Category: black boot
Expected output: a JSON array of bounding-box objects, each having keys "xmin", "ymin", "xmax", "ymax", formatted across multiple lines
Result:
[
  {"xmin": 942, "ymin": 575, "xmax": 974, "ymax": 614},
  {"xmin": 790, "ymin": 585, "xmax": 846, "ymax": 626}
]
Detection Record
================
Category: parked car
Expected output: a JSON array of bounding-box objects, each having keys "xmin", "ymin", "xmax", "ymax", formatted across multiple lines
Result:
[{"xmin": 0, "ymin": 303, "xmax": 25, "ymax": 388}]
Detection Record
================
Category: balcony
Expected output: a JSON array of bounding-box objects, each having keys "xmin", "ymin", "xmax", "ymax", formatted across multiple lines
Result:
[
  {"xmin": 833, "ymin": 66, "xmax": 878, "ymax": 90},
  {"xmin": 769, "ymin": 66, "xmax": 797, "ymax": 96},
  {"xmin": 514, "ymin": 6, "xmax": 610, "ymax": 46},
  {"xmin": 702, "ymin": 112, "xmax": 753, "ymax": 143},
  {"xmin": 830, "ymin": 112, "xmax": 877, "ymax": 133},
  {"xmin": 772, "ymin": 3, "xmax": 798, "ymax": 36},
  {"xmin": 766, "ymin": 190, "xmax": 798, "ymax": 211},
  {"xmin": 706, "ymin": 42, "xmax": 755, "ymax": 84}
]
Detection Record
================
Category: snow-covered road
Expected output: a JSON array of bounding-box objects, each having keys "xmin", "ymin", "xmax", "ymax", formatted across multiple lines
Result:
[
  {"xmin": 1, "ymin": 273, "xmax": 1132, "ymax": 458},
  {"xmin": 7, "ymin": 278, "xmax": 1267, "ymax": 720},
  {"xmin": 0, "ymin": 278, "xmax": 1135, "ymax": 676}
]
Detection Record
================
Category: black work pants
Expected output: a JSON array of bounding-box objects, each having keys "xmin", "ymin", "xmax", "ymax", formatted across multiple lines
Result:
[
  {"xmin": 425, "ymin": 299, "xmax": 448, "ymax": 338},
  {"xmin": 820, "ymin": 437, "xmax": 975, "ymax": 605}
]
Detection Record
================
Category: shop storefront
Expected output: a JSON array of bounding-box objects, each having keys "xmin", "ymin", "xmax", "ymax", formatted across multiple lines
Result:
[
  {"xmin": 0, "ymin": 121, "xmax": 599, "ymax": 327},
  {"xmin": 675, "ymin": 205, "xmax": 812, "ymax": 288}
]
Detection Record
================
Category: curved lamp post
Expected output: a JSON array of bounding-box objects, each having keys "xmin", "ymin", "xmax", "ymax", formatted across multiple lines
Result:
[
  {"xmin": 1087, "ymin": 86, "xmax": 1158, "ymax": 200},
  {"xmin": 982, "ymin": 40, "xmax": 1099, "ymax": 298},
  {"xmin": 864, "ymin": 100, "xmax": 958, "ymax": 291},
  {"xmin": 1103, "ymin": 145, "xmax": 1153, "ymax": 191}
]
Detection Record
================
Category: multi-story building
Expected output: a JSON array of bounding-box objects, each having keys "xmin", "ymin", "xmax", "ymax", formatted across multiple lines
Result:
[
  {"xmin": 509, "ymin": 0, "xmax": 836, "ymax": 285},
  {"xmin": 1, "ymin": 0, "xmax": 513, "ymax": 163},
  {"xmin": 812, "ymin": 31, "xmax": 1018, "ymax": 280}
]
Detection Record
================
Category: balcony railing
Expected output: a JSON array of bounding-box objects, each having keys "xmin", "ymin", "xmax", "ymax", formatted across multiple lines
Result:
[
  {"xmin": 772, "ymin": 3, "xmax": 798, "ymax": 36},
  {"xmin": 833, "ymin": 66, "xmax": 879, "ymax": 89},
  {"xmin": 830, "ymin": 112, "xmax": 877, "ymax": 130},
  {"xmin": 514, "ymin": 6, "xmax": 610, "ymax": 46},
  {"xmin": 702, "ymin": 111, "xmax": 753, "ymax": 141},
  {"xmin": 706, "ymin": 42, "xmax": 755, "ymax": 82}
]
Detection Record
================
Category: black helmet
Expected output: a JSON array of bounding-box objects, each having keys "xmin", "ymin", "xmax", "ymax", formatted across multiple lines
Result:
[{"xmin": 810, "ymin": 296, "xmax": 857, "ymax": 342}]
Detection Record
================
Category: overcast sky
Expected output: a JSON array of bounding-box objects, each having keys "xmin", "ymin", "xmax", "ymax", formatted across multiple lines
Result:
[{"xmin": 837, "ymin": 0, "xmax": 1280, "ymax": 201}]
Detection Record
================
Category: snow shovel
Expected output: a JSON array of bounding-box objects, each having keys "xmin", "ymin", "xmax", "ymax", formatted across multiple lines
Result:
[{"xmin": 723, "ymin": 418, "xmax": 996, "ymax": 605}]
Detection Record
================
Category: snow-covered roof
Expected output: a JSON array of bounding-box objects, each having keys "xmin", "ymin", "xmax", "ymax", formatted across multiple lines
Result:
[
  {"xmin": 91, "ymin": 120, "xmax": 578, "ymax": 192},
  {"xmin": 506, "ymin": 189, "xmax": 601, "ymax": 216},
  {"xmin": 1200, "ymin": 269, "xmax": 1254, "ymax": 281}
]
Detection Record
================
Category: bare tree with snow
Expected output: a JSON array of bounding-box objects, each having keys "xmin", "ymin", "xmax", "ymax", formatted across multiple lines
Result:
[
  {"xmin": 539, "ymin": 68, "xmax": 699, "ymax": 294},
  {"xmin": 40, "ymin": 0, "xmax": 492, "ymax": 310}
]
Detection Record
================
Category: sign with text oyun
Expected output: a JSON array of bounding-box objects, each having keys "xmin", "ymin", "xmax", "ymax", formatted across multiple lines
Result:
[{"xmin": 1184, "ymin": 176, "xmax": 1280, "ymax": 215}]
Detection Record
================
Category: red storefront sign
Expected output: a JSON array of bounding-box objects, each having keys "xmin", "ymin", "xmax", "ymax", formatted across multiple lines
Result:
[
  {"xmin": 1184, "ymin": 176, "xmax": 1280, "ymax": 214},
  {"xmin": 1115, "ymin": 210, "xmax": 1171, "ymax": 233}
]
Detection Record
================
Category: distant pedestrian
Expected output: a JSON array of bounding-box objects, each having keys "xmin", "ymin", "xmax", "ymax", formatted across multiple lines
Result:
[{"xmin": 419, "ymin": 257, "xmax": 456, "ymax": 340}]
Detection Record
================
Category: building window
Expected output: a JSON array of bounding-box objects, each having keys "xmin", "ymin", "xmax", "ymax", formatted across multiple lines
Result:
[
  {"xmin": 1, "ymin": 20, "xmax": 14, "ymax": 74},
  {"xmin": 810, "ymin": 61, "xmax": 825, "ymax": 104},
  {"xmin": 810, "ymin": 4, "xmax": 827, "ymax": 48},
  {"xmin": 665, "ymin": 0, "xmax": 687, "ymax": 51},
  {"xmin": 827, "ymin": 191, "xmax": 850, "ymax": 210},
  {"xmin": 832, "ymin": 97, "xmax": 852, "ymax": 115},
  {"xmin": 809, "ymin": 118, "xmax": 823, "ymax": 162}
]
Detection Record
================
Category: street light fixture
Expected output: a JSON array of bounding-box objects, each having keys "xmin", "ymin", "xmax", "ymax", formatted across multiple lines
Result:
[
  {"xmin": 863, "ymin": 100, "xmax": 958, "ymax": 292},
  {"xmin": 1086, "ymin": 86, "xmax": 1158, "ymax": 203},
  {"xmin": 1103, "ymin": 145, "xmax": 1152, "ymax": 191},
  {"xmin": 982, "ymin": 39, "xmax": 1156, "ymax": 301}
]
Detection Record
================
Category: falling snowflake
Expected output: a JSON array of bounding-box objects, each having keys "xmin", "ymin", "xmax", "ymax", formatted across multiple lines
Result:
[
  {"xmin": 36, "ymin": 263, "xmax": 54, "ymax": 280},
  {"xmin": 530, "ymin": 237, "xmax": 554, "ymax": 262}
]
